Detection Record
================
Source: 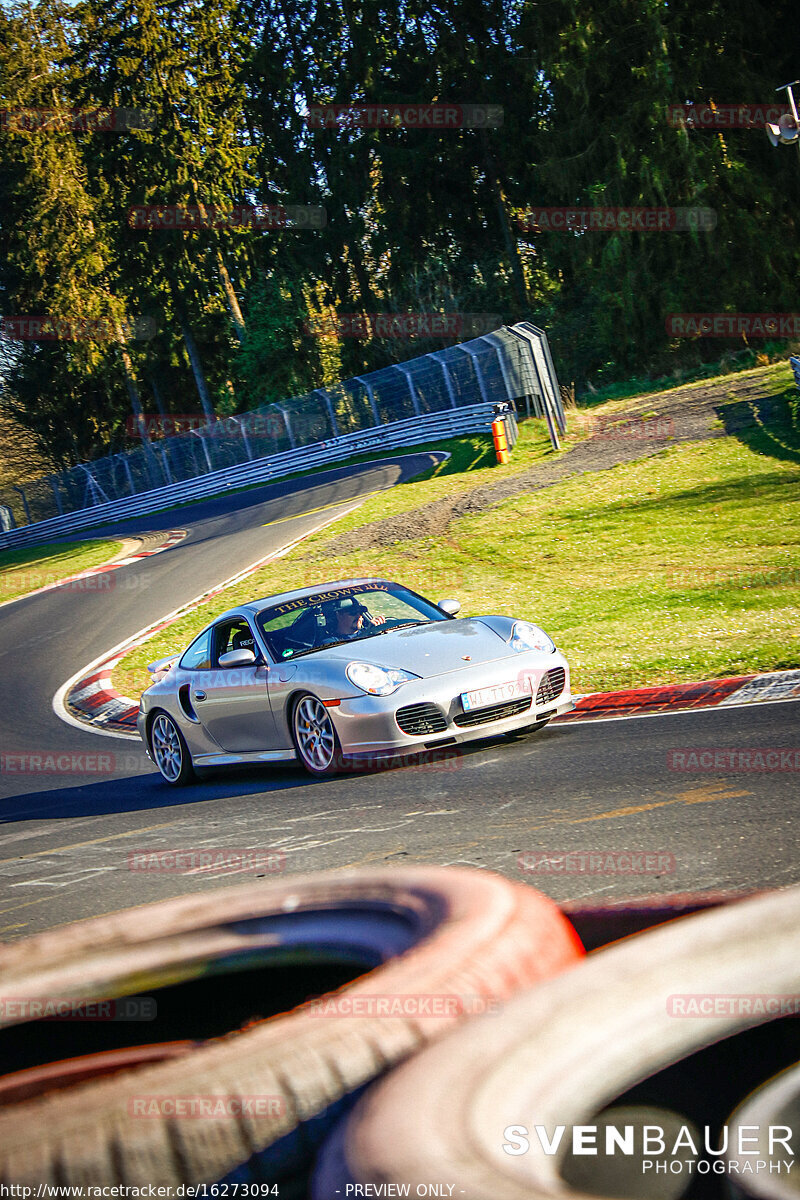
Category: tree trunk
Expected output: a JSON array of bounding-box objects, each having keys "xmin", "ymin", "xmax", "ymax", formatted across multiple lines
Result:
[
  {"xmin": 216, "ymin": 248, "xmax": 246, "ymax": 343},
  {"xmin": 173, "ymin": 294, "xmax": 216, "ymax": 422}
]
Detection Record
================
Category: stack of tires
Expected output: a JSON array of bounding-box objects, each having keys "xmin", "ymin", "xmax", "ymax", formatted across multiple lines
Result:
[{"xmin": 1, "ymin": 871, "xmax": 798, "ymax": 1198}]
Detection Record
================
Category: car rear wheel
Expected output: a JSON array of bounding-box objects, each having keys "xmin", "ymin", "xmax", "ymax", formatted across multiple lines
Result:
[
  {"xmin": 149, "ymin": 710, "xmax": 195, "ymax": 786},
  {"xmin": 291, "ymin": 693, "xmax": 342, "ymax": 776}
]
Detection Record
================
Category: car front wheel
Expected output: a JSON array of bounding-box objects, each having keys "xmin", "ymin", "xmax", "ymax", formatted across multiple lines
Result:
[
  {"xmin": 149, "ymin": 710, "xmax": 195, "ymax": 786},
  {"xmin": 291, "ymin": 693, "xmax": 342, "ymax": 776}
]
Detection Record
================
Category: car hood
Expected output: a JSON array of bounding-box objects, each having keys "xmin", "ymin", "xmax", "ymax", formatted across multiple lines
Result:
[{"xmin": 321, "ymin": 618, "xmax": 512, "ymax": 678}]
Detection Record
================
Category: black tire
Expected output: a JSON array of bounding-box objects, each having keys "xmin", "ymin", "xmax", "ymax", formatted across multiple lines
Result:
[
  {"xmin": 148, "ymin": 709, "xmax": 195, "ymax": 785},
  {"xmin": 312, "ymin": 885, "xmax": 800, "ymax": 1200},
  {"xmin": 0, "ymin": 866, "xmax": 584, "ymax": 1187},
  {"xmin": 290, "ymin": 692, "xmax": 343, "ymax": 776}
]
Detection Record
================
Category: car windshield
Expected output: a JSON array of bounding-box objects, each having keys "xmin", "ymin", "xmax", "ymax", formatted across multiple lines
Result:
[{"xmin": 255, "ymin": 582, "xmax": 449, "ymax": 661}]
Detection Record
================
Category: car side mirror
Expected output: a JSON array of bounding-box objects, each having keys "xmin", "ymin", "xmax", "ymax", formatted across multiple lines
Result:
[
  {"xmin": 438, "ymin": 598, "xmax": 461, "ymax": 616},
  {"xmin": 218, "ymin": 648, "xmax": 257, "ymax": 668}
]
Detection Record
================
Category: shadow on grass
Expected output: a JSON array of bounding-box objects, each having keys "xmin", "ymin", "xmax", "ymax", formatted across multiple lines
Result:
[{"xmin": 716, "ymin": 387, "xmax": 800, "ymax": 466}]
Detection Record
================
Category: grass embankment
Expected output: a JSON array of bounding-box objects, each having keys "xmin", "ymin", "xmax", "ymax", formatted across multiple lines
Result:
[
  {"xmin": 113, "ymin": 367, "xmax": 800, "ymax": 698},
  {"xmin": 0, "ymin": 540, "xmax": 122, "ymax": 604}
]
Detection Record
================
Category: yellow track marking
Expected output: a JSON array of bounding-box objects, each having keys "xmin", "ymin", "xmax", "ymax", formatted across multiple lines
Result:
[{"xmin": 262, "ymin": 492, "xmax": 379, "ymax": 528}]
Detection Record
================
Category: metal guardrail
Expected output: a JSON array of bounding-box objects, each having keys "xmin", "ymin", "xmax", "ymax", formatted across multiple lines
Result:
[
  {"xmin": 790, "ymin": 356, "xmax": 800, "ymax": 391},
  {"xmin": 0, "ymin": 403, "xmax": 497, "ymax": 549},
  {"xmin": 0, "ymin": 323, "xmax": 564, "ymax": 548}
]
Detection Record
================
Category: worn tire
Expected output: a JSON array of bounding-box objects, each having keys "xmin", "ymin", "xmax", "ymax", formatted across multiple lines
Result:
[
  {"xmin": 725, "ymin": 1063, "xmax": 800, "ymax": 1197},
  {"xmin": 0, "ymin": 866, "xmax": 583, "ymax": 1186},
  {"xmin": 312, "ymin": 885, "xmax": 800, "ymax": 1200}
]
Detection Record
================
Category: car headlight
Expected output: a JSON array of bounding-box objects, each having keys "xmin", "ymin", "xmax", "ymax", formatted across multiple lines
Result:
[
  {"xmin": 346, "ymin": 661, "xmax": 420, "ymax": 696},
  {"xmin": 508, "ymin": 621, "xmax": 556, "ymax": 654}
]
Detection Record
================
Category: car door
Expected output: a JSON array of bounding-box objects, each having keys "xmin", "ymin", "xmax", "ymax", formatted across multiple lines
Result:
[{"xmin": 188, "ymin": 618, "xmax": 277, "ymax": 753}]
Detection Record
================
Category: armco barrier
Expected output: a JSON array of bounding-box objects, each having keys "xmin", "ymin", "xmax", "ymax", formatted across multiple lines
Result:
[
  {"xmin": 0, "ymin": 404, "xmax": 489, "ymax": 549},
  {"xmin": 0, "ymin": 323, "xmax": 564, "ymax": 548}
]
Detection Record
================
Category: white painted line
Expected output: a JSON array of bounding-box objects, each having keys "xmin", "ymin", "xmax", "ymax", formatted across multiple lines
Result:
[{"xmin": 52, "ymin": 500, "xmax": 367, "ymax": 742}]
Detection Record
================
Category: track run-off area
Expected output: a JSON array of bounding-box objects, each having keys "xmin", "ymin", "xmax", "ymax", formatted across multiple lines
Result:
[{"xmin": 0, "ymin": 451, "xmax": 797, "ymax": 940}]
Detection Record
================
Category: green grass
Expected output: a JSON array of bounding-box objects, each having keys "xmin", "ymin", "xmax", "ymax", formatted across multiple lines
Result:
[
  {"xmin": 112, "ymin": 368, "xmax": 800, "ymax": 699},
  {"xmin": 419, "ymin": 439, "xmax": 800, "ymax": 693},
  {"xmin": 0, "ymin": 539, "xmax": 122, "ymax": 604},
  {"xmin": 578, "ymin": 356, "xmax": 794, "ymax": 408}
]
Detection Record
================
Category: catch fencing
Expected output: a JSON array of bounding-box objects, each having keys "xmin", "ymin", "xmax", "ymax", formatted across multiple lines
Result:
[{"xmin": 0, "ymin": 323, "xmax": 564, "ymax": 548}]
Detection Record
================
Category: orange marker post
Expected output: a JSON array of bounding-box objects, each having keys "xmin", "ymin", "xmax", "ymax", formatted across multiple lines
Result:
[{"xmin": 492, "ymin": 416, "xmax": 510, "ymax": 464}]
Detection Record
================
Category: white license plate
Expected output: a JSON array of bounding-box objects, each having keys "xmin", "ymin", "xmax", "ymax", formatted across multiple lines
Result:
[{"xmin": 460, "ymin": 678, "xmax": 531, "ymax": 713}]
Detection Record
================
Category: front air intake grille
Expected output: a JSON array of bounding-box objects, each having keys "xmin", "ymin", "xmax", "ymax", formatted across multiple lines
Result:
[
  {"xmin": 537, "ymin": 667, "xmax": 566, "ymax": 705},
  {"xmin": 453, "ymin": 696, "xmax": 532, "ymax": 728},
  {"xmin": 396, "ymin": 703, "xmax": 448, "ymax": 736}
]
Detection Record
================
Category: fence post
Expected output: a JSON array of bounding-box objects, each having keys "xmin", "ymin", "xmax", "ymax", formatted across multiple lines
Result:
[
  {"xmin": 116, "ymin": 453, "xmax": 136, "ymax": 495},
  {"xmin": 79, "ymin": 466, "xmax": 111, "ymax": 507},
  {"xmin": 459, "ymin": 344, "xmax": 490, "ymax": 404},
  {"xmin": 481, "ymin": 334, "xmax": 515, "ymax": 405},
  {"xmin": 230, "ymin": 416, "xmax": 253, "ymax": 461},
  {"xmin": 189, "ymin": 429, "xmax": 213, "ymax": 472},
  {"xmin": 277, "ymin": 405, "xmax": 296, "ymax": 449},
  {"xmin": 354, "ymin": 376, "xmax": 381, "ymax": 426},
  {"xmin": 528, "ymin": 323, "xmax": 567, "ymax": 434},
  {"xmin": 314, "ymin": 389, "xmax": 340, "ymax": 437},
  {"xmin": 12, "ymin": 486, "xmax": 31, "ymax": 526},
  {"xmin": 48, "ymin": 476, "xmax": 64, "ymax": 515},
  {"xmin": 429, "ymin": 352, "xmax": 458, "ymax": 408},
  {"xmin": 393, "ymin": 364, "xmax": 421, "ymax": 415}
]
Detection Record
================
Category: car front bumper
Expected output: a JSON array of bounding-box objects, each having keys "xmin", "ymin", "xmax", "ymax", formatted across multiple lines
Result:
[{"xmin": 330, "ymin": 651, "xmax": 572, "ymax": 760}]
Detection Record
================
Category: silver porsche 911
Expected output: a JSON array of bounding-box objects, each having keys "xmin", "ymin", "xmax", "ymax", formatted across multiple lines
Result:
[{"xmin": 137, "ymin": 578, "xmax": 573, "ymax": 783}]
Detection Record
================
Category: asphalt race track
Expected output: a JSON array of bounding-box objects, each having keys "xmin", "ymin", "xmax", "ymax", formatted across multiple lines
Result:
[{"xmin": 1, "ymin": 455, "xmax": 798, "ymax": 941}]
